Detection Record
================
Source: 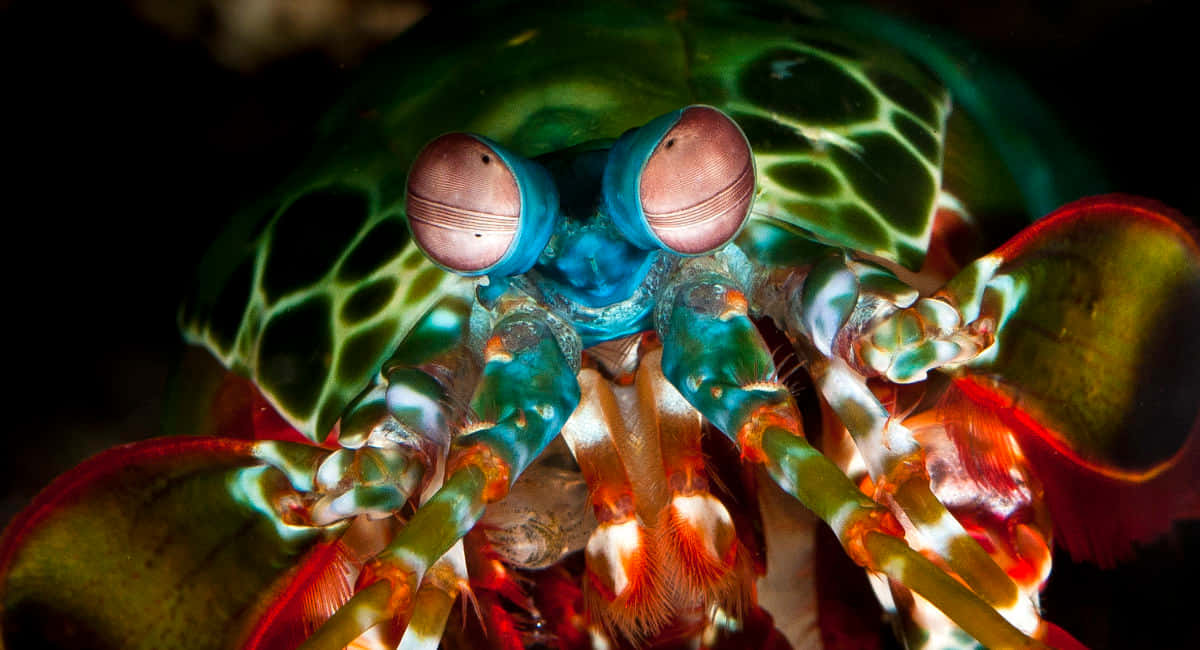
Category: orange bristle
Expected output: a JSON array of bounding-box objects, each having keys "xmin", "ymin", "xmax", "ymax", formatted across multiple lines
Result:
[
  {"xmin": 937, "ymin": 381, "xmax": 1022, "ymax": 494},
  {"xmin": 656, "ymin": 491, "xmax": 746, "ymax": 609},
  {"xmin": 956, "ymin": 376, "xmax": 1200, "ymax": 567},
  {"xmin": 240, "ymin": 539, "xmax": 358, "ymax": 650},
  {"xmin": 583, "ymin": 518, "xmax": 672, "ymax": 641}
]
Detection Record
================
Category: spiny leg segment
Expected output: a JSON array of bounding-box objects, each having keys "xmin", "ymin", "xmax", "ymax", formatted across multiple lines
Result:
[
  {"xmin": 251, "ymin": 296, "xmax": 478, "ymax": 530},
  {"xmin": 229, "ymin": 296, "xmax": 477, "ymax": 648},
  {"xmin": 656, "ymin": 272, "xmax": 1039, "ymax": 649}
]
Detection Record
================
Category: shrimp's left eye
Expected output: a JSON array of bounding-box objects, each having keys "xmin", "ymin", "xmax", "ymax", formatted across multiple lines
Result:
[{"xmin": 604, "ymin": 106, "xmax": 755, "ymax": 255}]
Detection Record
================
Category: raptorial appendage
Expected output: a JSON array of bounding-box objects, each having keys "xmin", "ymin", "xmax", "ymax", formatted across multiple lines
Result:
[
  {"xmin": 301, "ymin": 304, "xmax": 582, "ymax": 649},
  {"xmin": 655, "ymin": 264, "xmax": 1042, "ymax": 648},
  {"xmin": 786, "ymin": 254, "xmax": 995, "ymax": 385},
  {"xmin": 769, "ymin": 253, "xmax": 1047, "ymax": 641}
]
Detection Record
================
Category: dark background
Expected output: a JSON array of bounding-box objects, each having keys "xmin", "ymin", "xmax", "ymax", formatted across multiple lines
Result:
[{"xmin": 1, "ymin": 1, "xmax": 1196, "ymax": 647}]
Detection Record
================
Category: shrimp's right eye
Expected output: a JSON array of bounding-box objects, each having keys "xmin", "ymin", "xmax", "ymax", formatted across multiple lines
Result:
[{"xmin": 406, "ymin": 133, "xmax": 523, "ymax": 274}]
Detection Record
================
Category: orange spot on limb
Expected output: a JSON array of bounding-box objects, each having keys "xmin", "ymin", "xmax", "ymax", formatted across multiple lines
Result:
[
  {"xmin": 356, "ymin": 557, "xmax": 418, "ymax": 623},
  {"xmin": 720, "ymin": 288, "xmax": 750, "ymax": 319},
  {"xmin": 592, "ymin": 485, "xmax": 636, "ymax": 524},
  {"xmin": 664, "ymin": 450, "xmax": 708, "ymax": 494},
  {"xmin": 584, "ymin": 519, "xmax": 672, "ymax": 641},
  {"xmin": 841, "ymin": 509, "xmax": 905, "ymax": 570},
  {"xmin": 958, "ymin": 518, "xmax": 1053, "ymax": 594},
  {"xmin": 423, "ymin": 556, "xmax": 465, "ymax": 595},
  {"xmin": 656, "ymin": 496, "xmax": 747, "ymax": 608},
  {"xmin": 873, "ymin": 449, "xmax": 930, "ymax": 500},
  {"xmin": 446, "ymin": 442, "xmax": 512, "ymax": 503},
  {"xmin": 737, "ymin": 400, "xmax": 803, "ymax": 463},
  {"xmin": 483, "ymin": 334, "xmax": 513, "ymax": 363}
]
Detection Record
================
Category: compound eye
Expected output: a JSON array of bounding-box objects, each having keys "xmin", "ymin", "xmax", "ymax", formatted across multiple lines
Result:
[
  {"xmin": 406, "ymin": 133, "xmax": 521, "ymax": 273},
  {"xmin": 639, "ymin": 106, "xmax": 754, "ymax": 254}
]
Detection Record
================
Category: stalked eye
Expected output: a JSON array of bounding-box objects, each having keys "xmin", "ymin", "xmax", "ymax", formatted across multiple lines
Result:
[
  {"xmin": 639, "ymin": 107, "xmax": 754, "ymax": 254},
  {"xmin": 406, "ymin": 133, "xmax": 523, "ymax": 273},
  {"xmin": 603, "ymin": 106, "xmax": 755, "ymax": 256}
]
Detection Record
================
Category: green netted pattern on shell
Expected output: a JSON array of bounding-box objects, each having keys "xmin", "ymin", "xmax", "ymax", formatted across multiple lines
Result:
[
  {"xmin": 181, "ymin": 184, "xmax": 470, "ymax": 441},
  {"xmin": 682, "ymin": 6, "xmax": 951, "ymax": 270},
  {"xmin": 182, "ymin": 0, "xmax": 955, "ymax": 441},
  {"xmin": 180, "ymin": 1, "xmax": 692, "ymax": 442}
]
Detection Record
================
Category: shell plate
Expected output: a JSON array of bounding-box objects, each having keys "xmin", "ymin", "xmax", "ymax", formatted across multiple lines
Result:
[{"xmin": 181, "ymin": 0, "xmax": 958, "ymax": 441}]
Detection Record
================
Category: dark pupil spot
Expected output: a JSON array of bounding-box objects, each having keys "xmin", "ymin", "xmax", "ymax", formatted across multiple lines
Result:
[
  {"xmin": 474, "ymin": 233, "xmax": 482, "ymax": 238},
  {"xmin": 665, "ymin": 138, "xmax": 675, "ymax": 149},
  {"xmin": 481, "ymin": 154, "xmax": 491, "ymax": 164}
]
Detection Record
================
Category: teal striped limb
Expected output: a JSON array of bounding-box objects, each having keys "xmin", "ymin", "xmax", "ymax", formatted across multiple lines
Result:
[
  {"xmin": 657, "ymin": 276, "xmax": 1038, "ymax": 648},
  {"xmin": 299, "ymin": 309, "xmax": 580, "ymax": 649},
  {"xmin": 658, "ymin": 277, "xmax": 786, "ymax": 439}
]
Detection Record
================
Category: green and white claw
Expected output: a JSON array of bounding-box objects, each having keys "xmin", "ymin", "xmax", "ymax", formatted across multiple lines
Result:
[{"xmin": 856, "ymin": 296, "xmax": 994, "ymax": 383}]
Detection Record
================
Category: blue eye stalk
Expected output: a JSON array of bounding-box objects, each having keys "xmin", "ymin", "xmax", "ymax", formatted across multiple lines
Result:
[
  {"xmin": 603, "ymin": 109, "xmax": 689, "ymax": 252},
  {"xmin": 405, "ymin": 106, "xmax": 755, "ymax": 330},
  {"xmin": 477, "ymin": 137, "xmax": 561, "ymax": 278}
]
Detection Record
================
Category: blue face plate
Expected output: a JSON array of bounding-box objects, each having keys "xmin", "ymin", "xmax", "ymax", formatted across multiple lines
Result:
[{"xmin": 529, "ymin": 147, "xmax": 660, "ymax": 310}]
